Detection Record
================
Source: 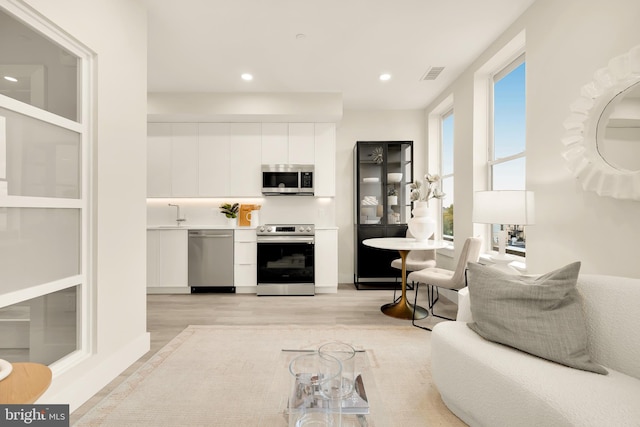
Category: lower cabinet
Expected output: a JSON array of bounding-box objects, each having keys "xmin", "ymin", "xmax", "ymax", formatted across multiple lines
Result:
[
  {"xmin": 234, "ymin": 229, "xmax": 257, "ymax": 291},
  {"xmin": 147, "ymin": 229, "xmax": 189, "ymax": 293},
  {"xmin": 315, "ymin": 229, "xmax": 338, "ymax": 292},
  {"xmin": 146, "ymin": 228, "xmax": 337, "ymax": 294},
  {"xmin": 354, "ymin": 225, "xmax": 407, "ymax": 288}
]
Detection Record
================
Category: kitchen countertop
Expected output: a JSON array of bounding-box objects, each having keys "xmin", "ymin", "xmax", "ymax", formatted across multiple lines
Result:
[
  {"xmin": 148, "ymin": 225, "xmax": 339, "ymax": 230},
  {"xmin": 147, "ymin": 225, "xmax": 252, "ymax": 230}
]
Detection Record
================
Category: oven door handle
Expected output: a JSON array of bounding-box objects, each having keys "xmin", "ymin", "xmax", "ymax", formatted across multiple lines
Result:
[{"xmin": 257, "ymin": 236, "xmax": 315, "ymax": 244}]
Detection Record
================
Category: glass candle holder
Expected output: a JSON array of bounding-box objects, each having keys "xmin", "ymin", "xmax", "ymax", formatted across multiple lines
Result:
[
  {"xmin": 288, "ymin": 352, "xmax": 342, "ymax": 426},
  {"xmin": 318, "ymin": 341, "xmax": 357, "ymax": 399}
]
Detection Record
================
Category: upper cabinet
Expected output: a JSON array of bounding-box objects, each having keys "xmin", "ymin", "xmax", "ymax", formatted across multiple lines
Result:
[
  {"xmin": 260, "ymin": 122, "xmax": 335, "ymax": 197},
  {"xmin": 198, "ymin": 123, "xmax": 230, "ymax": 196},
  {"xmin": 261, "ymin": 123, "xmax": 314, "ymax": 165},
  {"xmin": 314, "ymin": 123, "xmax": 336, "ymax": 197},
  {"xmin": 228, "ymin": 123, "xmax": 262, "ymax": 197},
  {"xmin": 147, "ymin": 121, "xmax": 335, "ymax": 198},
  {"xmin": 147, "ymin": 122, "xmax": 262, "ymax": 198},
  {"xmin": 171, "ymin": 123, "xmax": 199, "ymax": 197},
  {"xmin": 147, "ymin": 123, "xmax": 172, "ymax": 197},
  {"xmin": 288, "ymin": 123, "xmax": 315, "ymax": 164}
]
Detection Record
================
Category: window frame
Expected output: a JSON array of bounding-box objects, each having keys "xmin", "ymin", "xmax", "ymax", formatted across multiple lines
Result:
[
  {"xmin": 427, "ymin": 94, "xmax": 454, "ymax": 251},
  {"xmin": 472, "ymin": 30, "xmax": 526, "ymax": 258},
  {"xmin": 489, "ymin": 54, "xmax": 527, "ymax": 256},
  {"xmin": 440, "ymin": 109, "xmax": 454, "ymax": 242}
]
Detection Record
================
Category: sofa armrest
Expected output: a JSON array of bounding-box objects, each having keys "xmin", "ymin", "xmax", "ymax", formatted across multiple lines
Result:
[{"xmin": 456, "ymin": 287, "xmax": 473, "ymax": 322}]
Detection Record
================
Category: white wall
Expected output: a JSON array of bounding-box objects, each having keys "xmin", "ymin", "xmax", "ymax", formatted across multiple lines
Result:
[
  {"xmin": 336, "ymin": 110, "xmax": 425, "ymax": 283},
  {"xmin": 24, "ymin": 0, "xmax": 150, "ymax": 410},
  {"xmin": 148, "ymin": 92, "xmax": 343, "ymax": 123},
  {"xmin": 424, "ymin": 0, "xmax": 640, "ymax": 277}
]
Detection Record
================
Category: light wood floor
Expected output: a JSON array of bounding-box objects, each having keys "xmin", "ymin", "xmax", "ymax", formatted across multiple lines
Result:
[{"xmin": 70, "ymin": 283, "xmax": 457, "ymax": 424}]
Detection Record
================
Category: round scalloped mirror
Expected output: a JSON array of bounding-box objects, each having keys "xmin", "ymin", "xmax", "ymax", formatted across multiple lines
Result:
[
  {"xmin": 596, "ymin": 81, "xmax": 640, "ymax": 173},
  {"xmin": 562, "ymin": 45, "xmax": 640, "ymax": 201}
]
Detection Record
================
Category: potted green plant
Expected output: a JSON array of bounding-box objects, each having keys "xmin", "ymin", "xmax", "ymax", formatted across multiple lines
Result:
[
  {"xmin": 219, "ymin": 203, "xmax": 239, "ymax": 226},
  {"xmin": 387, "ymin": 186, "xmax": 398, "ymax": 206}
]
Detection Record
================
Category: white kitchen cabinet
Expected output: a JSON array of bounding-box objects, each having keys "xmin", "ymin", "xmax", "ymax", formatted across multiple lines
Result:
[
  {"xmin": 288, "ymin": 123, "xmax": 315, "ymax": 164},
  {"xmin": 260, "ymin": 123, "xmax": 315, "ymax": 165},
  {"xmin": 198, "ymin": 123, "xmax": 230, "ymax": 196},
  {"xmin": 147, "ymin": 123, "xmax": 172, "ymax": 197},
  {"xmin": 234, "ymin": 229, "xmax": 257, "ymax": 290},
  {"xmin": 147, "ymin": 229, "xmax": 189, "ymax": 292},
  {"xmin": 148, "ymin": 121, "xmax": 332, "ymax": 198},
  {"xmin": 147, "ymin": 122, "xmax": 200, "ymax": 197},
  {"xmin": 261, "ymin": 122, "xmax": 289, "ymax": 164},
  {"xmin": 171, "ymin": 123, "xmax": 199, "ymax": 197},
  {"xmin": 314, "ymin": 228, "xmax": 338, "ymax": 292},
  {"xmin": 229, "ymin": 123, "xmax": 262, "ymax": 196},
  {"xmin": 314, "ymin": 123, "xmax": 336, "ymax": 197}
]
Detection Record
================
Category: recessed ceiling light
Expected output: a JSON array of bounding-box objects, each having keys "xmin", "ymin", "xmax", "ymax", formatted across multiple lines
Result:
[
  {"xmin": 3, "ymin": 76, "xmax": 18, "ymax": 82},
  {"xmin": 241, "ymin": 73, "xmax": 253, "ymax": 81},
  {"xmin": 379, "ymin": 73, "xmax": 391, "ymax": 81}
]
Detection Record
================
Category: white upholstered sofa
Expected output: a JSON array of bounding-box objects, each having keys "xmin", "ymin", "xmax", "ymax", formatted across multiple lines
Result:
[{"xmin": 431, "ymin": 274, "xmax": 640, "ymax": 427}]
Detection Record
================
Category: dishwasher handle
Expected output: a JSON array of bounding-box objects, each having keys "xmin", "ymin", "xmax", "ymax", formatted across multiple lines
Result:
[{"xmin": 189, "ymin": 231, "xmax": 233, "ymax": 238}]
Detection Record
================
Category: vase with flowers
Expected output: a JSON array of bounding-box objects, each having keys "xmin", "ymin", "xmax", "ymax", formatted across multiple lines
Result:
[{"xmin": 408, "ymin": 174, "xmax": 445, "ymax": 241}]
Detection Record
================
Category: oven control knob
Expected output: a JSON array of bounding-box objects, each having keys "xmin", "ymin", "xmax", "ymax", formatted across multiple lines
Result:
[
  {"xmin": 258, "ymin": 226, "xmax": 265, "ymax": 232},
  {"xmin": 266, "ymin": 226, "xmax": 273, "ymax": 232},
  {"xmin": 298, "ymin": 226, "xmax": 305, "ymax": 232},
  {"xmin": 305, "ymin": 226, "xmax": 312, "ymax": 232}
]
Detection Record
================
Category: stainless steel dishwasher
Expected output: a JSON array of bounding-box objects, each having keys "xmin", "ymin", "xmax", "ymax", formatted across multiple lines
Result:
[{"xmin": 188, "ymin": 229, "xmax": 235, "ymax": 293}]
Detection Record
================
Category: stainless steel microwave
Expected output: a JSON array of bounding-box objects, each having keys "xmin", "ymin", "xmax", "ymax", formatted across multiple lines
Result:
[{"xmin": 261, "ymin": 164, "xmax": 314, "ymax": 195}]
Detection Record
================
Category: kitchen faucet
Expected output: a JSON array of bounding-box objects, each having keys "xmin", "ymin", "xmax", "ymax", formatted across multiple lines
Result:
[{"xmin": 168, "ymin": 203, "xmax": 186, "ymax": 226}]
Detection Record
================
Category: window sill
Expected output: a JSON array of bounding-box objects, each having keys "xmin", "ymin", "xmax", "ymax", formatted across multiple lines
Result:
[
  {"xmin": 479, "ymin": 253, "xmax": 527, "ymax": 273},
  {"xmin": 438, "ymin": 243, "xmax": 455, "ymax": 258}
]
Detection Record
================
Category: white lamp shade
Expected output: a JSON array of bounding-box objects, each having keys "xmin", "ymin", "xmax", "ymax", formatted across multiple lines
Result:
[{"xmin": 473, "ymin": 191, "xmax": 535, "ymax": 225}]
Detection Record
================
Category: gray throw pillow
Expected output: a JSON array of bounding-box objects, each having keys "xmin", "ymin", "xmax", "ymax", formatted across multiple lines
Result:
[{"xmin": 466, "ymin": 261, "xmax": 607, "ymax": 375}]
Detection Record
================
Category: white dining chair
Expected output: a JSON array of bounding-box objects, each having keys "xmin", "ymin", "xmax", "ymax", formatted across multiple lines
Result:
[
  {"xmin": 390, "ymin": 229, "xmax": 436, "ymax": 301},
  {"xmin": 407, "ymin": 236, "xmax": 482, "ymax": 330}
]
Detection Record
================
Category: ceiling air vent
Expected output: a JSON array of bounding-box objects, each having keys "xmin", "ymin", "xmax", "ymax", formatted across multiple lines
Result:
[{"xmin": 420, "ymin": 66, "xmax": 445, "ymax": 81}]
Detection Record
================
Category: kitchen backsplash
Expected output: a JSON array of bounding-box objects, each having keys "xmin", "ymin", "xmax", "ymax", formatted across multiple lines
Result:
[{"xmin": 147, "ymin": 197, "xmax": 336, "ymax": 227}]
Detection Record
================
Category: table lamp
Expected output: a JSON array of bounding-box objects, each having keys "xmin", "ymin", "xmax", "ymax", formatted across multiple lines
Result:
[{"xmin": 472, "ymin": 190, "xmax": 535, "ymax": 268}]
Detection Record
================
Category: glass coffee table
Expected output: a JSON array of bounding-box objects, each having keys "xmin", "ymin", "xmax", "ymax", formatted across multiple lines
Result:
[{"xmin": 258, "ymin": 349, "xmax": 390, "ymax": 426}]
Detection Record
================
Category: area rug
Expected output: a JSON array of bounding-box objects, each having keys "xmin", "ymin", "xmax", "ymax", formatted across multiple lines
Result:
[{"xmin": 74, "ymin": 325, "xmax": 465, "ymax": 427}]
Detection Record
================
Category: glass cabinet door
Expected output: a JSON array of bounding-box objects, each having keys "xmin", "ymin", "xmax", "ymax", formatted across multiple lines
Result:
[
  {"xmin": 357, "ymin": 143, "xmax": 385, "ymax": 225},
  {"xmin": 385, "ymin": 142, "xmax": 412, "ymax": 225},
  {"xmin": 356, "ymin": 142, "xmax": 412, "ymax": 226}
]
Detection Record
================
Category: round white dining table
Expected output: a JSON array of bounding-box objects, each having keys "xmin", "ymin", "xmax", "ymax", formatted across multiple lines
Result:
[{"xmin": 362, "ymin": 237, "xmax": 448, "ymax": 320}]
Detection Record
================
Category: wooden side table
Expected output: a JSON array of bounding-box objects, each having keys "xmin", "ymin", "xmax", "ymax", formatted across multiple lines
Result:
[{"xmin": 0, "ymin": 362, "xmax": 52, "ymax": 404}]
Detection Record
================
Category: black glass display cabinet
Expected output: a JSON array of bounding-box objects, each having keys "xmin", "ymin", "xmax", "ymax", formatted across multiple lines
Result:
[{"xmin": 353, "ymin": 141, "xmax": 413, "ymax": 289}]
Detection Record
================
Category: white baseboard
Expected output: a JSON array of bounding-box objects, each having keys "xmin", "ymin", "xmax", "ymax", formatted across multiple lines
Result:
[
  {"xmin": 147, "ymin": 287, "xmax": 190, "ymax": 294},
  {"xmin": 40, "ymin": 331, "xmax": 150, "ymax": 413},
  {"xmin": 314, "ymin": 285, "xmax": 338, "ymax": 294}
]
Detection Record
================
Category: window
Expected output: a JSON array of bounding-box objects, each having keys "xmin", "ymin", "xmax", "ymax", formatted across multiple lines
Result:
[
  {"xmin": 0, "ymin": 6, "xmax": 93, "ymax": 366},
  {"xmin": 441, "ymin": 110, "xmax": 454, "ymax": 241},
  {"xmin": 490, "ymin": 55, "xmax": 526, "ymax": 254}
]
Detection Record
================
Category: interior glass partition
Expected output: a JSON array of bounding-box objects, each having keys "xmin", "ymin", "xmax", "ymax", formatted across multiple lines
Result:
[{"xmin": 0, "ymin": 5, "xmax": 91, "ymax": 366}]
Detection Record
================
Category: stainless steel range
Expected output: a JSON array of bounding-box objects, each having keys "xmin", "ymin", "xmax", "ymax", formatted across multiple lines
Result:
[{"xmin": 256, "ymin": 224, "xmax": 315, "ymax": 296}]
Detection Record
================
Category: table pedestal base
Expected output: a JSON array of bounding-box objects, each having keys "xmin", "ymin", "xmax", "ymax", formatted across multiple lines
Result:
[{"xmin": 381, "ymin": 301, "xmax": 428, "ymax": 320}]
